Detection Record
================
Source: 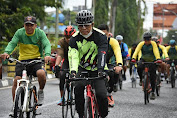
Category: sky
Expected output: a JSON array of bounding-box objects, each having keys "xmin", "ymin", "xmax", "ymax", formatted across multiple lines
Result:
[{"xmin": 45, "ymin": 0, "xmax": 177, "ymax": 31}]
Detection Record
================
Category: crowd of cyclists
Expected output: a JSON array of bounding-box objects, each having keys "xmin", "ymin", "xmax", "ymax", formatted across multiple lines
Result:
[{"xmin": 1, "ymin": 9, "xmax": 177, "ymax": 118}]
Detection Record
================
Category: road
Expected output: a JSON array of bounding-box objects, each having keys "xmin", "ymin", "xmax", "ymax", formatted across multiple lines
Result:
[{"xmin": 1, "ymin": 72, "xmax": 177, "ymax": 118}]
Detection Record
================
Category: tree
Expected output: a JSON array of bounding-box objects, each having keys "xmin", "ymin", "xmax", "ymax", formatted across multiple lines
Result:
[
  {"xmin": 163, "ymin": 30, "xmax": 177, "ymax": 44},
  {"xmin": 94, "ymin": 0, "xmax": 109, "ymax": 27}
]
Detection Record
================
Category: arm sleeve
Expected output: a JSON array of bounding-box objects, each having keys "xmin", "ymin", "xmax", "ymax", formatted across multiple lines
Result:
[
  {"xmin": 138, "ymin": 50, "xmax": 142, "ymax": 60},
  {"xmin": 110, "ymin": 38, "xmax": 123, "ymax": 65},
  {"xmin": 97, "ymin": 35, "xmax": 108, "ymax": 72},
  {"xmin": 159, "ymin": 45, "xmax": 169, "ymax": 58},
  {"xmin": 128, "ymin": 48, "xmax": 132, "ymax": 57},
  {"xmin": 68, "ymin": 38, "xmax": 79, "ymax": 73},
  {"xmin": 124, "ymin": 43, "xmax": 129, "ymax": 57},
  {"xmin": 4, "ymin": 30, "xmax": 20, "ymax": 54},
  {"xmin": 41, "ymin": 31, "xmax": 51, "ymax": 56},
  {"xmin": 151, "ymin": 41, "xmax": 160, "ymax": 60},
  {"xmin": 132, "ymin": 42, "xmax": 144, "ymax": 59}
]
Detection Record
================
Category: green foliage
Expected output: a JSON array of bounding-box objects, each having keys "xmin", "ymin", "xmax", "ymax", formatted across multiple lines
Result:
[
  {"xmin": 114, "ymin": 0, "xmax": 146, "ymax": 46},
  {"xmin": 62, "ymin": 9, "xmax": 77, "ymax": 25},
  {"xmin": 0, "ymin": 0, "xmax": 59, "ymax": 41},
  {"xmin": 94, "ymin": 0, "xmax": 109, "ymax": 27},
  {"xmin": 163, "ymin": 30, "xmax": 177, "ymax": 44}
]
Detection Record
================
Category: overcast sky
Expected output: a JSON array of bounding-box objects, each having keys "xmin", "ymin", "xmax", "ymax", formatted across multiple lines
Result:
[{"xmin": 45, "ymin": 0, "xmax": 177, "ymax": 30}]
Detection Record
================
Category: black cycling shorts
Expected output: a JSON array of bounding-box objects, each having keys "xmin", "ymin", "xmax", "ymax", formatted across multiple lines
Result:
[{"xmin": 15, "ymin": 59, "xmax": 42, "ymax": 77}]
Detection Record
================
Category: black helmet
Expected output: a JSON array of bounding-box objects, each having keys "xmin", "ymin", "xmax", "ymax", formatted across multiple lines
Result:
[
  {"xmin": 75, "ymin": 10, "xmax": 94, "ymax": 24},
  {"xmin": 143, "ymin": 32, "xmax": 152, "ymax": 40}
]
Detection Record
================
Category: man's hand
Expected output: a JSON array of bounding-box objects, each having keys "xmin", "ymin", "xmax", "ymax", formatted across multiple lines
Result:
[
  {"xmin": 44, "ymin": 56, "xmax": 51, "ymax": 64},
  {"xmin": 114, "ymin": 66, "xmax": 122, "ymax": 74},
  {"xmin": 98, "ymin": 71, "xmax": 106, "ymax": 77},
  {"xmin": 70, "ymin": 71, "xmax": 76, "ymax": 79},
  {"xmin": 1, "ymin": 53, "xmax": 9, "ymax": 61},
  {"xmin": 165, "ymin": 57, "xmax": 170, "ymax": 61}
]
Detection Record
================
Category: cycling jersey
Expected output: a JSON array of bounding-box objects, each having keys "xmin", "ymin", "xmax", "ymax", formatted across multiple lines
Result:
[
  {"xmin": 4, "ymin": 27, "xmax": 51, "ymax": 60},
  {"xmin": 120, "ymin": 42, "xmax": 129, "ymax": 58},
  {"xmin": 129, "ymin": 48, "xmax": 142, "ymax": 60},
  {"xmin": 107, "ymin": 37, "xmax": 123, "ymax": 65},
  {"xmin": 68, "ymin": 27, "xmax": 108, "ymax": 73},
  {"xmin": 57, "ymin": 38, "xmax": 69, "ymax": 61},
  {"xmin": 132, "ymin": 41, "xmax": 160, "ymax": 62},
  {"xmin": 158, "ymin": 44, "xmax": 169, "ymax": 58},
  {"xmin": 166, "ymin": 46, "xmax": 177, "ymax": 60}
]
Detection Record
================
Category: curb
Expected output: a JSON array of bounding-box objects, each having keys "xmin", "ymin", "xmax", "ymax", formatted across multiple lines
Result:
[{"xmin": 0, "ymin": 74, "xmax": 55, "ymax": 88}]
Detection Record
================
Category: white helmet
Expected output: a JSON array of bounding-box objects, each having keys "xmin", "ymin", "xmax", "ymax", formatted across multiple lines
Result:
[{"xmin": 116, "ymin": 35, "xmax": 123, "ymax": 41}]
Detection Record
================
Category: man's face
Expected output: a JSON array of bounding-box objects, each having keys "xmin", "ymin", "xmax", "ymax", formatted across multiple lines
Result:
[
  {"xmin": 144, "ymin": 40, "xmax": 151, "ymax": 45},
  {"xmin": 65, "ymin": 36, "xmax": 71, "ymax": 43},
  {"xmin": 118, "ymin": 40, "xmax": 122, "ymax": 44},
  {"xmin": 78, "ymin": 23, "xmax": 93, "ymax": 35},
  {"xmin": 101, "ymin": 30, "xmax": 109, "ymax": 37},
  {"xmin": 24, "ymin": 23, "xmax": 37, "ymax": 34}
]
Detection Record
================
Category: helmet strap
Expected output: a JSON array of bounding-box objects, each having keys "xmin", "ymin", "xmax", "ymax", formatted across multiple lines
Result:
[{"xmin": 80, "ymin": 28, "xmax": 93, "ymax": 38}]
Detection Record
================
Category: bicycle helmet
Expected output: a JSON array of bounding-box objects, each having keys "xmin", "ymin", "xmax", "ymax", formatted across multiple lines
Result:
[
  {"xmin": 75, "ymin": 10, "xmax": 94, "ymax": 24},
  {"xmin": 64, "ymin": 25, "xmax": 76, "ymax": 38},
  {"xmin": 169, "ymin": 39, "xmax": 176, "ymax": 45},
  {"xmin": 116, "ymin": 35, "xmax": 123, "ymax": 41},
  {"xmin": 152, "ymin": 37, "xmax": 158, "ymax": 42},
  {"xmin": 143, "ymin": 32, "xmax": 152, "ymax": 40}
]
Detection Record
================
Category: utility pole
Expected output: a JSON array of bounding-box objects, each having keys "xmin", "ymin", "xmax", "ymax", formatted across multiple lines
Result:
[
  {"xmin": 91, "ymin": 0, "xmax": 96, "ymax": 17},
  {"xmin": 85, "ymin": 0, "xmax": 87, "ymax": 10},
  {"xmin": 137, "ymin": 0, "xmax": 141, "ymax": 41},
  {"xmin": 55, "ymin": 0, "xmax": 59, "ymax": 38},
  {"xmin": 111, "ymin": 0, "xmax": 117, "ymax": 37}
]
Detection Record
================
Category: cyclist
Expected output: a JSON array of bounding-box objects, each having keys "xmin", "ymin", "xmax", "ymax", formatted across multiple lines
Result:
[
  {"xmin": 54, "ymin": 25, "xmax": 76, "ymax": 105},
  {"xmin": 116, "ymin": 35, "xmax": 130, "ymax": 80},
  {"xmin": 131, "ymin": 32, "xmax": 161, "ymax": 100},
  {"xmin": 68, "ymin": 10, "xmax": 108, "ymax": 118},
  {"xmin": 152, "ymin": 37, "xmax": 169, "ymax": 80},
  {"xmin": 98, "ymin": 24, "xmax": 123, "ymax": 107},
  {"xmin": 128, "ymin": 43, "xmax": 141, "ymax": 77},
  {"xmin": 166, "ymin": 39, "xmax": 177, "ymax": 82},
  {"xmin": 1, "ymin": 16, "xmax": 51, "ymax": 116}
]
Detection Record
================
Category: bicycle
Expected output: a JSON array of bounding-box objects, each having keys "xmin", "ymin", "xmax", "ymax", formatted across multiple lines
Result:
[
  {"xmin": 141, "ymin": 62, "xmax": 155, "ymax": 105},
  {"xmin": 8, "ymin": 58, "xmax": 44, "ymax": 118},
  {"xmin": 130, "ymin": 62, "xmax": 137, "ymax": 88},
  {"xmin": 170, "ymin": 60, "xmax": 176, "ymax": 88},
  {"xmin": 60, "ymin": 69, "xmax": 76, "ymax": 118},
  {"xmin": 71, "ymin": 72, "xmax": 105, "ymax": 118}
]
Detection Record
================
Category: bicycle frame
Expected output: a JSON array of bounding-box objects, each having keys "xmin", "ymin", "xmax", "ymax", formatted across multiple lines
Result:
[{"xmin": 85, "ymin": 84, "xmax": 99, "ymax": 118}]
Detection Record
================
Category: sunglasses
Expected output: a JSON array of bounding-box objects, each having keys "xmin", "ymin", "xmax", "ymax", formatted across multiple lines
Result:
[{"xmin": 78, "ymin": 23, "xmax": 92, "ymax": 28}]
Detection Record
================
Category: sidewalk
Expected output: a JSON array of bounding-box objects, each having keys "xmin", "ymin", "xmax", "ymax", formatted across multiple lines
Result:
[{"xmin": 0, "ymin": 74, "xmax": 55, "ymax": 88}]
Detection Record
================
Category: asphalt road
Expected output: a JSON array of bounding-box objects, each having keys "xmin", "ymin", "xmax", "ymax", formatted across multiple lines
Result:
[{"xmin": 1, "ymin": 72, "xmax": 177, "ymax": 118}]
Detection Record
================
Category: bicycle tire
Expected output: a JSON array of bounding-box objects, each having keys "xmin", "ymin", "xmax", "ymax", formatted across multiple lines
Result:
[
  {"xmin": 119, "ymin": 73, "xmax": 122, "ymax": 90},
  {"xmin": 62, "ymin": 83, "xmax": 69, "ymax": 118},
  {"xmin": 14, "ymin": 87, "xmax": 25, "ymax": 118},
  {"xmin": 156, "ymin": 73, "xmax": 161, "ymax": 96},
  {"xmin": 70, "ymin": 83, "xmax": 76, "ymax": 118},
  {"xmin": 170, "ymin": 68, "xmax": 175, "ymax": 88},
  {"xmin": 84, "ymin": 97, "xmax": 92, "ymax": 118},
  {"xmin": 144, "ymin": 74, "xmax": 149, "ymax": 105},
  {"xmin": 27, "ymin": 86, "xmax": 37, "ymax": 118}
]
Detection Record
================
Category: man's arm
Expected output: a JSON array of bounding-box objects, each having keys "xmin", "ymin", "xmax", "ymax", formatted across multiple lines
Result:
[
  {"xmin": 159, "ymin": 44, "xmax": 169, "ymax": 58},
  {"xmin": 151, "ymin": 41, "xmax": 160, "ymax": 60},
  {"xmin": 132, "ymin": 41, "xmax": 144, "ymax": 59},
  {"xmin": 40, "ymin": 31, "xmax": 51, "ymax": 57}
]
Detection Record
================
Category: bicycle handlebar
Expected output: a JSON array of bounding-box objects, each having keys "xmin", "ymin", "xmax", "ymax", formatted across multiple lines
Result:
[
  {"xmin": 69, "ymin": 76, "xmax": 104, "ymax": 82},
  {"xmin": 8, "ymin": 58, "xmax": 44, "ymax": 66}
]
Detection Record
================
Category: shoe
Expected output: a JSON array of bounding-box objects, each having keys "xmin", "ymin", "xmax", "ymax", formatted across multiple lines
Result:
[
  {"xmin": 9, "ymin": 105, "xmax": 14, "ymax": 117},
  {"xmin": 38, "ymin": 90, "xmax": 44, "ymax": 105},
  {"xmin": 113, "ymin": 84, "xmax": 118, "ymax": 92},
  {"xmin": 139, "ymin": 81, "xmax": 142, "ymax": 86},
  {"xmin": 107, "ymin": 96, "xmax": 115, "ymax": 107},
  {"xmin": 57, "ymin": 98, "xmax": 64, "ymax": 105},
  {"xmin": 150, "ymin": 92, "xmax": 156, "ymax": 100}
]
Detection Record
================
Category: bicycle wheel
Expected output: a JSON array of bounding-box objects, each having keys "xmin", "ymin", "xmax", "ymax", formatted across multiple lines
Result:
[
  {"xmin": 62, "ymin": 83, "xmax": 69, "ymax": 118},
  {"xmin": 84, "ymin": 97, "xmax": 92, "ymax": 118},
  {"xmin": 27, "ymin": 86, "xmax": 37, "ymax": 118},
  {"xmin": 70, "ymin": 83, "xmax": 76, "ymax": 118},
  {"xmin": 119, "ymin": 73, "xmax": 123, "ymax": 90},
  {"xmin": 144, "ymin": 74, "xmax": 149, "ymax": 105},
  {"xmin": 170, "ymin": 68, "xmax": 175, "ymax": 88},
  {"xmin": 14, "ymin": 87, "xmax": 25, "ymax": 118},
  {"xmin": 132, "ymin": 67, "xmax": 137, "ymax": 88},
  {"xmin": 156, "ymin": 73, "xmax": 161, "ymax": 96}
]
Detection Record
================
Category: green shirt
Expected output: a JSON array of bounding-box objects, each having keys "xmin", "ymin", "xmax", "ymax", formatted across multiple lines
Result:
[{"xmin": 4, "ymin": 27, "xmax": 51, "ymax": 60}]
